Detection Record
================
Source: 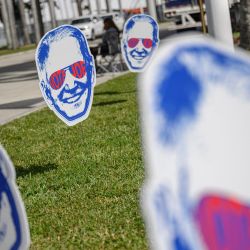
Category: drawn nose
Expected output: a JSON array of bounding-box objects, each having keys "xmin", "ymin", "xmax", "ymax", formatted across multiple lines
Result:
[
  {"xmin": 64, "ymin": 70, "xmax": 76, "ymax": 89},
  {"xmin": 136, "ymin": 40, "xmax": 144, "ymax": 51},
  {"xmin": 64, "ymin": 81, "xmax": 77, "ymax": 90}
]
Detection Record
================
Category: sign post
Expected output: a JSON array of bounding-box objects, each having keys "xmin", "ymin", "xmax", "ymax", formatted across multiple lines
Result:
[
  {"xmin": 198, "ymin": 0, "xmax": 206, "ymax": 33},
  {"xmin": 146, "ymin": 0, "xmax": 157, "ymax": 20},
  {"xmin": 205, "ymin": 0, "xmax": 234, "ymax": 48}
]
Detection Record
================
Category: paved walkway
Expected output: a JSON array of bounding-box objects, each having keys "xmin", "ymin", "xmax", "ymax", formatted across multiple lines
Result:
[{"xmin": 0, "ymin": 50, "xmax": 128, "ymax": 125}]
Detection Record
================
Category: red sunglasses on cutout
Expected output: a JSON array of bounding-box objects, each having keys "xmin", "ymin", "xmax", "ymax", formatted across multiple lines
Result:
[
  {"xmin": 127, "ymin": 38, "xmax": 153, "ymax": 49},
  {"xmin": 49, "ymin": 60, "xmax": 86, "ymax": 90}
]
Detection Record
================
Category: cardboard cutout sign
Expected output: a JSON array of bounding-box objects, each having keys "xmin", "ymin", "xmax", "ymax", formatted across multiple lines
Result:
[
  {"xmin": 36, "ymin": 25, "xmax": 96, "ymax": 126},
  {"xmin": 0, "ymin": 145, "xmax": 30, "ymax": 250},
  {"xmin": 121, "ymin": 14, "xmax": 159, "ymax": 72},
  {"xmin": 139, "ymin": 35, "xmax": 250, "ymax": 250}
]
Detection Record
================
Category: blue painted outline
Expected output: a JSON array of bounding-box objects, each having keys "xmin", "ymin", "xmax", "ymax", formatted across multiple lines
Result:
[
  {"xmin": 155, "ymin": 44, "xmax": 250, "ymax": 145},
  {"xmin": 0, "ymin": 169, "xmax": 21, "ymax": 250},
  {"xmin": 0, "ymin": 147, "xmax": 30, "ymax": 250}
]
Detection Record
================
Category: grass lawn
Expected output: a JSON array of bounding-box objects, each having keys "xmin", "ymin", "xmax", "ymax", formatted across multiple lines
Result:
[
  {"xmin": 0, "ymin": 73, "xmax": 148, "ymax": 249},
  {"xmin": 0, "ymin": 44, "xmax": 36, "ymax": 56}
]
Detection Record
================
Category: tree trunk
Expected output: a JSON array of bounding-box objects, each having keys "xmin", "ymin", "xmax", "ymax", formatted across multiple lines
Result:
[
  {"xmin": 18, "ymin": 0, "xmax": 31, "ymax": 45},
  {"xmin": 36, "ymin": 0, "xmax": 44, "ymax": 36},
  {"xmin": 76, "ymin": 0, "xmax": 82, "ymax": 16},
  {"xmin": 31, "ymin": 0, "xmax": 44, "ymax": 44},
  {"xmin": 48, "ymin": 0, "xmax": 57, "ymax": 28},
  {"xmin": 6, "ymin": 0, "xmax": 18, "ymax": 49},
  {"xmin": 86, "ymin": 0, "xmax": 92, "ymax": 14},
  {"xmin": 106, "ymin": 0, "xmax": 111, "ymax": 13},
  {"xmin": 240, "ymin": 0, "xmax": 250, "ymax": 50},
  {"xmin": 96, "ymin": 0, "xmax": 101, "ymax": 15},
  {"xmin": 0, "ymin": 0, "xmax": 12, "ymax": 48},
  {"xmin": 118, "ymin": 0, "xmax": 122, "ymax": 14}
]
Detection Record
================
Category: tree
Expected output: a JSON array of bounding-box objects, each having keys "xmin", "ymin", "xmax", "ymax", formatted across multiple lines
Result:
[
  {"xmin": 106, "ymin": 0, "xmax": 111, "ymax": 12},
  {"xmin": 76, "ymin": 0, "xmax": 82, "ymax": 16},
  {"xmin": 3, "ymin": 0, "xmax": 19, "ymax": 49},
  {"xmin": 18, "ymin": 0, "xmax": 31, "ymax": 45},
  {"xmin": 86, "ymin": 0, "xmax": 92, "ymax": 14},
  {"xmin": 31, "ymin": 0, "xmax": 44, "ymax": 44},
  {"xmin": 240, "ymin": 0, "xmax": 250, "ymax": 50},
  {"xmin": 118, "ymin": 0, "xmax": 122, "ymax": 14},
  {"xmin": 96, "ymin": 0, "xmax": 101, "ymax": 15},
  {"xmin": 0, "ymin": 0, "xmax": 12, "ymax": 48},
  {"xmin": 48, "ymin": 0, "xmax": 57, "ymax": 28}
]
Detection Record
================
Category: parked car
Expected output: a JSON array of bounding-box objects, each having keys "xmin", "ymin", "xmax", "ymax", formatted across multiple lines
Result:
[
  {"xmin": 99, "ymin": 12, "xmax": 125, "ymax": 32},
  {"xmin": 71, "ymin": 15, "xmax": 103, "ymax": 40}
]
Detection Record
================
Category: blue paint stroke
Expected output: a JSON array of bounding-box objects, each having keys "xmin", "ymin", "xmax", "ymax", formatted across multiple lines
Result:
[
  {"xmin": 155, "ymin": 45, "xmax": 250, "ymax": 145},
  {"xmin": 156, "ymin": 58, "xmax": 202, "ymax": 144},
  {"xmin": 154, "ymin": 185, "xmax": 193, "ymax": 250},
  {"xmin": 0, "ymin": 168, "xmax": 21, "ymax": 250}
]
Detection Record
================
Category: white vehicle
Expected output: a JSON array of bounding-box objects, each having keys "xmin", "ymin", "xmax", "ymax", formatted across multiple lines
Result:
[
  {"xmin": 71, "ymin": 15, "xmax": 103, "ymax": 40},
  {"xmin": 162, "ymin": 0, "xmax": 207, "ymax": 31},
  {"xmin": 99, "ymin": 12, "xmax": 125, "ymax": 32}
]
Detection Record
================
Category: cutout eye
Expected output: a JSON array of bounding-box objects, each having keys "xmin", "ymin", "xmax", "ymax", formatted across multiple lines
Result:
[
  {"xmin": 128, "ymin": 38, "xmax": 139, "ymax": 48},
  {"xmin": 49, "ymin": 70, "xmax": 66, "ymax": 90},
  {"xmin": 70, "ymin": 61, "xmax": 86, "ymax": 78},
  {"xmin": 143, "ymin": 39, "xmax": 153, "ymax": 49}
]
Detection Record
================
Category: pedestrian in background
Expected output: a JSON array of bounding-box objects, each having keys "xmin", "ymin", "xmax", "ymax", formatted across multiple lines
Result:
[{"xmin": 100, "ymin": 17, "xmax": 120, "ymax": 56}]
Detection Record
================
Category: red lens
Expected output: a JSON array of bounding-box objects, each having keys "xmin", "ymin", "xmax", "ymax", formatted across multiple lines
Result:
[
  {"xmin": 49, "ymin": 70, "xmax": 66, "ymax": 90},
  {"xmin": 143, "ymin": 38, "xmax": 153, "ymax": 48},
  {"xmin": 70, "ymin": 61, "xmax": 86, "ymax": 78},
  {"xmin": 128, "ymin": 38, "xmax": 139, "ymax": 48}
]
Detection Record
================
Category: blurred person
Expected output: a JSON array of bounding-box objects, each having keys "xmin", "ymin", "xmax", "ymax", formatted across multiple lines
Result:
[{"xmin": 100, "ymin": 17, "xmax": 120, "ymax": 56}]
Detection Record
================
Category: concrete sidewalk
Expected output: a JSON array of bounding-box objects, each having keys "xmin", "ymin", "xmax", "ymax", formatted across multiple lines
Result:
[{"xmin": 0, "ymin": 50, "xmax": 128, "ymax": 125}]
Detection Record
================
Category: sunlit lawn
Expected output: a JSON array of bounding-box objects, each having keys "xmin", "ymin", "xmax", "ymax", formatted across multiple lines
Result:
[
  {"xmin": 0, "ymin": 73, "xmax": 148, "ymax": 249},
  {"xmin": 0, "ymin": 44, "xmax": 36, "ymax": 56}
]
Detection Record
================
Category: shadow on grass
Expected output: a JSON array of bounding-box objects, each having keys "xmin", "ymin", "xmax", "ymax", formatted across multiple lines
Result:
[
  {"xmin": 16, "ymin": 163, "xmax": 57, "ymax": 178},
  {"xmin": 94, "ymin": 90, "xmax": 135, "ymax": 96},
  {"xmin": 93, "ymin": 99, "xmax": 127, "ymax": 107}
]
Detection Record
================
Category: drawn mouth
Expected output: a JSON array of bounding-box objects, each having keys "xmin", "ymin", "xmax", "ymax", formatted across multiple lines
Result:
[
  {"xmin": 61, "ymin": 88, "xmax": 86, "ymax": 104},
  {"xmin": 130, "ymin": 51, "xmax": 147, "ymax": 60},
  {"xmin": 58, "ymin": 82, "xmax": 87, "ymax": 104},
  {"xmin": 132, "ymin": 55, "xmax": 146, "ymax": 60}
]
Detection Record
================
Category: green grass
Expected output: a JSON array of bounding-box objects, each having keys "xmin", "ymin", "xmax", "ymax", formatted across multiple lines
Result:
[
  {"xmin": 0, "ymin": 44, "xmax": 36, "ymax": 56},
  {"xmin": 233, "ymin": 32, "xmax": 240, "ymax": 44},
  {"xmin": 0, "ymin": 73, "xmax": 148, "ymax": 249}
]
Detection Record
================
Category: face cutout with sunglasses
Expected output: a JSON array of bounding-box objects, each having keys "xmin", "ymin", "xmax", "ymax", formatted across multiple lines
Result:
[
  {"xmin": 36, "ymin": 25, "xmax": 95, "ymax": 126},
  {"xmin": 121, "ymin": 14, "xmax": 159, "ymax": 72}
]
